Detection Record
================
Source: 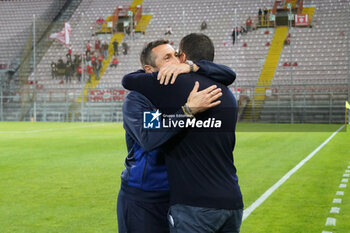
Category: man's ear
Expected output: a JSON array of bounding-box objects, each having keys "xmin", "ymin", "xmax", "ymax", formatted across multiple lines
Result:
[
  {"xmin": 144, "ymin": 65, "xmax": 155, "ymax": 73},
  {"xmin": 180, "ymin": 53, "xmax": 187, "ymax": 63}
]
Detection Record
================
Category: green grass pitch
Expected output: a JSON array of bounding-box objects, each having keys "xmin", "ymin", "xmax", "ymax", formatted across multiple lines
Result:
[{"xmin": 0, "ymin": 122, "xmax": 349, "ymax": 233}]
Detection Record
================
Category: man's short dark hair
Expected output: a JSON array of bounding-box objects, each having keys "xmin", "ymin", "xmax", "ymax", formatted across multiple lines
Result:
[
  {"xmin": 140, "ymin": 39, "xmax": 169, "ymax": 68},
  {"xmin": 179, "ymin": 33, "xmax": 214, "ymax": 62}
]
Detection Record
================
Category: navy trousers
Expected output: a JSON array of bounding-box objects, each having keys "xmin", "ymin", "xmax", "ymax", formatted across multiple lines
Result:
[{"xmin": 117, "ymin": 188, "xmax": 170, "ymax": 233}]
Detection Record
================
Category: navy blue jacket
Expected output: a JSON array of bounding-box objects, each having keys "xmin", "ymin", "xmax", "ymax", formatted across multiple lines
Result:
[{"xmin": 120, "ymin": 60, "xmax": 237, "ymax": 203}]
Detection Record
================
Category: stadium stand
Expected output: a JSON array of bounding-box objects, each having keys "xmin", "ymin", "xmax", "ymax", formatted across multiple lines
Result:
[
  {"xmin": 262, "ymin": 0, "xmax": 350, "ymax": 123},
  {"xmin": 0, "ymin": 0, "xmax": 349, "ymax": 123},
  {"xmin": 0, "ymin": 0, "xmax": 73, "ymax": 121},
  {"xmin": 0, "ymin": 0, "xmax": 67, "ymax": 66}
]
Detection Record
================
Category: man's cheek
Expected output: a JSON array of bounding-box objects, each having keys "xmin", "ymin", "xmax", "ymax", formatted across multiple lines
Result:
[{"xmin": 170, "ymin": 58, "xmax": 180, "ymax": 64}]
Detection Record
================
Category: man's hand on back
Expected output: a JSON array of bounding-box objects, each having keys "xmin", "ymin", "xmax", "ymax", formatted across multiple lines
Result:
[
  {"xmin": 186, "ymin": 81, "xmax": 222, "ymax": 115},
  {"xmin": 157, "ymin": 63, "xmax": 199, "ymax": 85}
]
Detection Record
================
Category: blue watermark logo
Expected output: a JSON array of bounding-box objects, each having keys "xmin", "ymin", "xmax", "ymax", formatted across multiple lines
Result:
[
  {"xmin": 143, "ymin": 110, "xmax": 162, "ymax": 129},
  {"xmin": 143, "ymin": 109, "xmax": 223, "ymax": 129}
]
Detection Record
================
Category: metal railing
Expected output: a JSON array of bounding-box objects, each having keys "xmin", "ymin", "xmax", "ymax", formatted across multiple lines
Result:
[{"xmin": 1, "ymin": 83, "xmax": 348, "ymax": 123}]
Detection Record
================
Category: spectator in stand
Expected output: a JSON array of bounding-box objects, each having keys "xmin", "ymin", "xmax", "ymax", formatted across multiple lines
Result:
[
  {"xmin": 258, "ymin": 8, "xmax": 262, "ymax": 25},
  {"xmin": 266, "ymin": 10, "xmax": 271, "ymax": 25},
  {"xmin": 102, "ymin": 41, "xmax": 109, "ymax": 59},
  {"xmin": 57, "ymin": 58, "xmax": 64, "ymax": 69},
  {"xmin": 71, "ymin": 58, "xmax": 76, "ymax": 77},
  {"xmin": 96, "ymin": 17, "xmax": 105, "ymax": 25},
  {"xmin": 66, "ymin": 52, "xmax": 71, "ymax": 61},
  {"xmin": 94, "ymin": 60, "xmax": 102, "ymax": 80},
  {"xmin": 66, "ymin": 47, "xmax": 72, "ymax": 62},
  {"xmin": 51, "ymin": 61, "xmax": 57, "ymax": 80},
  {"xmin": 164, "ymin": 25, "xmax": 172, "ymax": 35},
  {"xmin": 86, "ymin": 40, "xmax": 91, "ymax": 55},
  {"xmin": 131, "ymin": 28, "xmax": 135, "ymax": 40},
  {"xmin": 91, "ymin": 53, "xmax": 96, "ymax": 66},
  {"xmin": 231, "ymin": 29, "xmax": 236, "ymax": 45},
  {"xmin": 97, "ymin": 54, "xmax": 104, "ymax": 77},
  {"xmin": 284, "ymin": 38, "xmax": 290, "ymax": 46},
  {"xmin": 113, "ymin": 40, "xmax": 119, "ymax": 56},
  {"xmin": 200, "ymin": 20, "xmax": 207, "ymax": 30},
  {"xmin": 123, "ymin": 25, "xmax": 130, "ymax": 39},
  {"xmin": 95, "ymin": 39, "xmax": 101, "ymax": 55},
  {"xmin": 95, "ymin": 17, "xmax": 105, "ymax": 32},
  {"xmin": 111, "ymin": 57, "xmax": 119, "ymax": 68},
  {"xmin": 77, "ymin": 65, "xmax": 82, "ymax": 82},
  {"xmin": 92, "ymin": 60, "xmax": 97, "ymax": 80},
  {"xmin": 81, "ymin": 54, "xmax": 87, "ymax": 81},
  {"xmin": 97, "ymin": 61, "xmax": 103, "ymax": 80},
  {"xmin": 97, "ymin": 54, "xmax": 104, "ymax": 63},
  {"xmin": 65, "ymin": 59, "xmax": 73, "ymax": 83},
  {"xmin": 125, "ymin": 25, "xmax": 131, "ymax": 36},
  {"xmin": 86, "ymin": 52, "xmax": 91, "ymax": 66},
  {"xmin": 246, "ymin": 17, "xmax": 253, "ymax": 32},
  {"xmin": 73, "ymin": 54, "xmax": 81, "ymax": 70},
  {"xmin": 122, "ymin": 42, "xmax": 129, "ymax": 55},
  {"xmin": 66, "ymin": 60, "xmax": 75, "ymax": 82},
  {"xmin": 263, "ymin": 8, "xmax": 268, "ymax": 22},
  {"xmin": 240, "ymin": 26, "xmax": 247, "ymax": 35},
  {"xmin": 87, "ymin": 64, "xmax": 93, "ymax": 83},
  {"xmin": 57, "ymin": 58, "xmax": 66, "ymax": 79}
]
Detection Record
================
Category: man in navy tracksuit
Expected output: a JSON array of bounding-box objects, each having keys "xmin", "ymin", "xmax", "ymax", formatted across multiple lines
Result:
[
  {"xmin": 117, "ymin": 39, "xmax": 237, "ymax": 233},
  {"xmin": 122, "ymin": 34, "xmax": 243, "ymax": 233}
]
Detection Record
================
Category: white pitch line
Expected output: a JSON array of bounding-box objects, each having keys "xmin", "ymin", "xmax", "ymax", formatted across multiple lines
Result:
[
  {"xmin": 336, "ymin": 191, "xmax": 344, "ymax": 196},
  {"xmin": 330, "ymin": 207, "xmax": 340, "ymax": 214},
  {"xmin": 242, "ymin": 125, "xmax": 345, "ymax": 221},
  {"xmin": 333, "ymin": 198, "xmax": 342, "ymax": 204},
  {"xmin": 325, "ymin": 217, "xmax": 336, "ymax": 226},
  {"xmin": 0, "ymin": 124, "xmax": 108, "ymax": 134}
]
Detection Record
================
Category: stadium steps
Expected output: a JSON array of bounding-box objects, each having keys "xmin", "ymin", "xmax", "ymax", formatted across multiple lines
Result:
[
  {"xmin": 130, "ymin": 0, "xmax": 143, "ymax": 8},
  {"xmin": 242, "ymin": 26, "xmax": 289, "ymax": 121},
  {"xmin": 77, "ymin": 33, "xmax": 124, "ymax": 103},
  {"xmin": 284, "ymin": 0, "xmax": 298, "ymax": 8},
  {"xmin": 302, "ymin": 6, "xmax": 315, "ymax": 24},
  {"xmin": 135, "ymin": 14, "xmax": 153, "ymax": 33}
]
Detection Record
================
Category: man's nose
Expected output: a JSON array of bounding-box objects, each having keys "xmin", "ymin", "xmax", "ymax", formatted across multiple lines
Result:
[{"xmin": 174, "ymin": 57, "xmax": 180, "ymax": 63}]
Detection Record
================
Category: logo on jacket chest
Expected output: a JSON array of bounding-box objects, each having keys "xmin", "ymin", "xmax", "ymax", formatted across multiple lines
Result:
[{"xmin": 143, "ymin": 110, "xmax": 162, "ymax": 129}]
